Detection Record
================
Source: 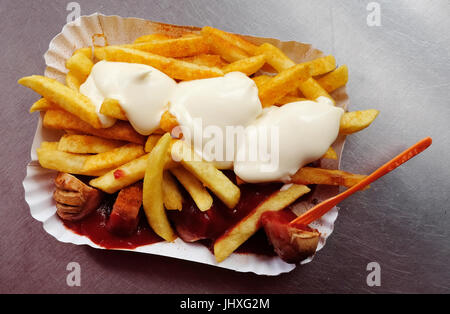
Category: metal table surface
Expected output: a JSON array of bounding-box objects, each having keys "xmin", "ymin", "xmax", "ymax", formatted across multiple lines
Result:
[{"xmin": 1, "ymin": 0, "xmax": 449, "ymax": 294}]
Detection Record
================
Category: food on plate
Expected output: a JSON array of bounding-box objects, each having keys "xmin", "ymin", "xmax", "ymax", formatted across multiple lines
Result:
[
  {"xmin": 19, "ymin": 75, "xmax": 103, "ymax": 128},
  {"xmin": 53, "ymin": 172, "xmax": 104, "ymax": 221},
  {"xmin": 106, "ymin": 182, "xmax": 143, "ymax": 236},
  {"xmin": 170, "ymin": 167, "xmax": 213, "ymax": 212},
  {"xmin": 261, "ymin": 210, "xmax": 320, "ymax": 264},
  {"xmin": 58, "ymin": 134, "xmax": 125, "ymax": 154},
  {"xmin": 43, "ymin": 109, "xmax": 145, "ymax": 144},
  {"xmin": 21, "ymin": 24, "xmax": 390, "ymax": 266},
  {"xmin": 142, "ymin": 133, "xmax": 177, "ymax": 242},
  {"xmin": 162, "ymin": 171, "xmax": 183, "ymax": 211},
  {"xmin": 214, "ymin": 184, "xmax": 311, "ymax": 262}
]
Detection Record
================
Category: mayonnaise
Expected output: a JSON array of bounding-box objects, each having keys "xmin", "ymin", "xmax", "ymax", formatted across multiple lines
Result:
[
  {"xmin": 169, "ymin": 72, "xmax": 263, "ymax": 167},
  {"xmin": 80, "ymin": 60, "xmax": 177, "ymax": 134},
  {"xmin": 81, "ymin": 61, "xmax": 344, "ymax": 184},
  {"xmin": 234, "ymin": 97, "xmax": 344, "ymax": 183}
]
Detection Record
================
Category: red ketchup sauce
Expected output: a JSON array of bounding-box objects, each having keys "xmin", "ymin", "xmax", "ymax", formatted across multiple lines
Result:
[
  {"xmin": 62, "ymin": 174, "xmax": 304, "ymax": 257},
  {"xmin": 63, "ymin": 194, "xmax": 163, "ymax": 249}
]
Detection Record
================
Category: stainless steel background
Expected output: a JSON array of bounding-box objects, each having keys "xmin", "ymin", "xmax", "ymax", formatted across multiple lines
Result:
[{"xmin": 1, "ymin": 0, "xmax": 449, "ymax": 293}]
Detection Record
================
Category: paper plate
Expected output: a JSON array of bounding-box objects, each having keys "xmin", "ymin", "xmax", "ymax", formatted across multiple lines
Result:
[{"xmin": 23, "ymin": 13, "xmax": 348, "ymax": 276}]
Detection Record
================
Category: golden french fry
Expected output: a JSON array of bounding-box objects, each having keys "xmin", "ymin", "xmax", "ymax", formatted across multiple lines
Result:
[
  {"xmin": 160, "ymin": 110, "xmax": 179, "ymax": 133},
  {"xmin": 29, "ymin": 98, "xmax": 56, "ymax": 113},
  {"xmin": 179, "ymin": 54, "xmax": 228, "ymax": 68},
  {"xmin": 170, "ymin": 167, "xmax": 213, "ymax": 212},
  {"xmin": 252, "ymin": 75, "xmax": 271, "ymax": 89},
  {"xmin": 171, "ymin": 140, "xmax": 240, "ymax": 208},
  {"xmin": 74, "ymin": 47, "xmax": 93, "ymax": 59},
  {"xmin": 37, "ymin": 146, "xmax": 110, "ymax": 176},
  {"xmin": 201, "ymin": 27, "xmax": 250, "ymax": 62},
  {"xmin": 256, "ymin": 43, "xmax": 336, "ymax": 76},
  {"xmin": 90, "ymin": 154, "xmax": 149, "ymax": 193},
  {"xmin": 298, "ymin": 77, "xmax": 334, "ymax": 104},
  {"xmin": 100, "ymin": 98, "xmax": 127, "ymax": 120},
  {"xmin": 162, "ymin": 171, "xmax": 183, "ymax": 211},
  {"xmin": 291, "ymin": 167, "xmax": 367, "ymax": 188},
  {"xmin": 43, "ymin": 110, "xmax": 145, "ymax": 144},
  {"xmin": 133, "ymin": 33, "xmax": 173, "ymax": 44},
  {"xmin": 40, "ymin": 141, "xmax": 59, "ymax": 150},
  {"xmin": 83, "ymin": 143, "xmax": 145, "ymax": 172},
  {"xmin": 316, "ymin": 65, "xmax": 349, "ymax": 93},
  {"xmin": 255, "ymin": 43, "xmax": 295, "ymax": 73},
  {"xmin": 306, "ymin": 55, "xmax": 336, "ymax": 76},
  {"xmin": 18, "ymin": 75, "xmax": 102, "ymax": 128},
  {"xmin": 123, "ymin": 36, "xmax": 209, "ymax": 58},
  {"xmin": 340, "ymin": 109, "xmax": 379, "ymax": 134},
  {"xmin": 143, "ymin": 133, "xmax": 177, "ymax": 242},
  {"xmin": 222, "ymin": 54, "xmax": 266, "ymax": 76},
  {"xmin": 145, "ymin": 135, "xmax": 162, "ymax": 153},
  {"xmin": 58, "ymin": 134, "xmax": 124, "ymax": 154},
  {"xmin": 258, "ymin": 63, "xmax": 311, "ymax": 107},
  {"xmin": 95, "ymin": 46, "xmax": 224, "ymax": 81},
  {"xmin": 201, "ymin": 26, "xmax": 258, "ymax": 56},
  {"xmin": 275, "ymin": 95, "xmax": 306, "ymax": 106},
  {"xmin": 214, "ymin": 184, "xmax": 311, "ymax": 262},
  {"xmin": 322, "ymin": 147, "xmax": 338, "ymax": 160},
  {"xmin": 66, "ymin": 71, "xmax": 82, "ymax": 91},
  {"xmin": 66, "ymin": 52, "xmax": 94, "ymax": 82}
]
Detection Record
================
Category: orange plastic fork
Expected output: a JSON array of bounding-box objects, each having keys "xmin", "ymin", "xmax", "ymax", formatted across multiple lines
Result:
[{"xmin": 290, "ymin": 137, "xmax": 432, "ymax": 227}]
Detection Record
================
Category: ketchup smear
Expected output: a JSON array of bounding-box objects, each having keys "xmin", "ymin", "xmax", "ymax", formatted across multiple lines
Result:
[{"xmin": 62, "ymin": 174, "xmax": 304, "ymax": 257}]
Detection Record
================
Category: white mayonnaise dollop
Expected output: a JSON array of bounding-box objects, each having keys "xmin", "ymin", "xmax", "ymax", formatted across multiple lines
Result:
[
  {"xmin": 169, "ymin": 72, "xmax": 263, "ymax": 167},
  {"xmin": 234, "ymin": 97, "xmax": 344, "ymax": 183},
  {"xmin": 80, "ymin": 60, "xmax": 177, "ymax": 134}
]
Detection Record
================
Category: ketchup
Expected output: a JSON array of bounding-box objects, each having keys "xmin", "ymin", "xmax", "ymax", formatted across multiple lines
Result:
[
  {"xmin": 63, "ymin": 194, "xmax": 163, "ymax": 250},
  {"xmin": 62, "ymin": 175, "xmax": 290, "ymax": 257}
]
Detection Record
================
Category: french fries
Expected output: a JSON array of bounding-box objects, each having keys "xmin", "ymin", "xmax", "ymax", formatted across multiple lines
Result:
[
  {"xmin": 58, "ymin": 134, "xmax": 124, "ymax": 154},
  {"xmin": 37, "ymin": 144, "xmax": 110, "ymax": 176},
  {"xmin": 298, "ymin": 77, "xmax": 334, "ymax": 104},
  {"xmin": 65, "ymin": 72, "xmax": 82, "ymax": 91},
  {"xmin": 316, "ymin": 65, "xmax": 348, "ymax": 93},
  {"xmin": 170, "ymin": 167, "xmax": 213, "ymax": 211},
  {"xmin": 291, "ymin": 167, "xmax": 367, "ymax": 188},
  {"xmin": 90, "ymin": 154, "xmax": 150, "ymax": 194},
  {"xmin": 322, "ymin": 147, "xmax": 338, "ymax": 160},
  {"xmin": 43, "ymin": 110, "xmax": 145, "ymax": 144},
  {"xmin": 100, "ymin": 98, "xmax": 127, "ymax": 121},
  {"xmin": 20, "ymin": 24, "xmax": 380, "ymax": 264},
  {"xmin": 306, "ymin": 55, "xmax": 336, "ymax": 76},
  {"xmin": 18, "ymin": 75, "xmax": 102, "ymax": 128},
  {"xmin": 222, "ymin": 55, "xmax": 266, "ymax": 76},
  {"xmin": 65, "ymin": 51, "xmax": 94, "ymax": 82},
  {"xmin": 82, "ymin": 144, "xmax": 145, "ymax": 172},
  {"xmin": 94, "ymin": 46, "xmax": 224, "ymax": 81},
  {"xmin": 201, "ymin": 27, "xmax": 250, "ymax": 62},
  {"xmin": 142, "ymin": 133, "xmax": 177, "ymax": 242},
  {"xmin": 144, "ymin": 135, "xmax": 162, "ymax": 153},
  {"xmin": 160, "ymin": 111, "xmax": 179, "ymax": 133},
  {"xmin": 133, "ymin": 33, "xmax": 174, "ymax": 44},
  {"xmin": 275, "ymin": 95, "xmax": 306, "ymax": 106},
  {"xmin": 29, "ymin": 98, "xmax": 55, "ymax": 113},
  {"xmin": 179, "ymin": 54, "xmax": 228, "ymax": 68},
  {"xmin": 162, "ymin": 171, "xmax": 183, "ymax": 211},
  {"xmin": 339, "ymin": 109, "xmax": 379, "ymax": 134},
  {"xmin": 214, "ymin": 184, "xmax": 311, "ymax": 262},
  {"xmin": 258, "ymin": 63, "xmax": 311, "ymax": 107},
  {"xmin": 255, "ymin": 43, "xmax": 295, "ymax": 73},
  {"xmin": 171, "ymin": 140, "xmax": 240, "ymax": 208},
  {"xmin": 123, "ymin": 36, "xmax": 209, "ymax": 58},
  {"xmin": 252, "ymin": 75, "xmax": 271, "ymax": 89},
  {"xmin": 201, "ymin": 26, "xmax": 258, "ymax": 56}
]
